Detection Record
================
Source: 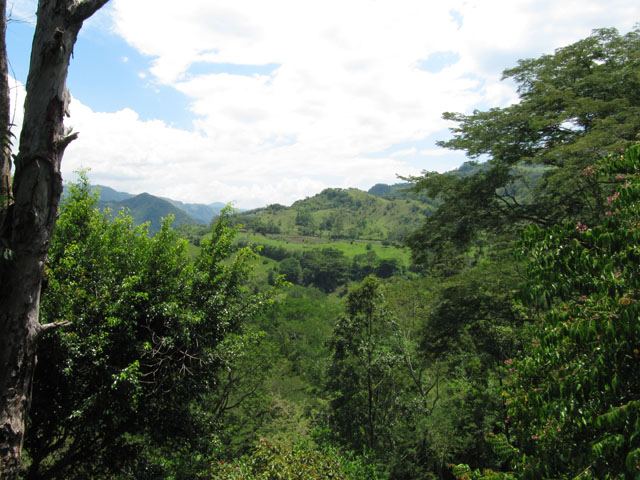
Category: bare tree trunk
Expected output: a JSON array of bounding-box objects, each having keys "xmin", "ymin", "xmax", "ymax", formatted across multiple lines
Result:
[
  {"xmin": 0, "ymin": 1, "xmax": 109, "ymax": 478},
  {"xmin": 0, "ymin": 0, "xmax": 11, "ymax": 236}
]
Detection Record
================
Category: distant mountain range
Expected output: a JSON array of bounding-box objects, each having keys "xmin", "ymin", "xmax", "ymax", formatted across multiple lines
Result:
[
  {"xmin": 75, "ymin": 161, "xmax": 546, "ymax": 236},
  {"xmin": 87, "ymin": 185, "xmax": 228, "ymax": 233}
]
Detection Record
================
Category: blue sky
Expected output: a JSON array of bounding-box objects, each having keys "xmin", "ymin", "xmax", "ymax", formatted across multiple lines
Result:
[
  {"xmin": 6, "ymin": 0, "xmax": 640, "ymax": 208},
  {"xmin": 7, "ymin": 14, "xmax": 196, "ymax": 130}
]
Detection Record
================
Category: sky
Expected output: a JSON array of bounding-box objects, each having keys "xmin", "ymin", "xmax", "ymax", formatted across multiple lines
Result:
[{"xmin": 5, "ymin": 1, "xmax": 640, "ymax": 208}]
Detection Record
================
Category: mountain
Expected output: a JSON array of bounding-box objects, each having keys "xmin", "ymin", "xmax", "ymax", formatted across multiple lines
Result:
[
  {"xmin": 100, "ymin": 193, "xmax": 201, "ymax": 234},
  {"xmin": 367, "ymin": 182, "xmax": 422, "ymax": 201},
  {"xmin": 161, "ymin": 197, "xmax": 223, "ymax": 224},
  {"xmin": 84, "ymin": 185, "xmax": 230, "ymax": 229},
  {"xmin": 92, "ymin": 185, "xmax": 135, "ymax": 202},
  {"xmin": 366, "ymin": 162, "xmax": 491, "ymax": 201},
  {"xmin": 368, "ymin": 161, "xmax": 548, "ymax": 204},
  {"xmin": 77, "ymin": 161, "xmax": 546, "ymax": 237}
]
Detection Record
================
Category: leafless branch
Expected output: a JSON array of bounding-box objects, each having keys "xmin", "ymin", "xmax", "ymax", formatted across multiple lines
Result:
[
  {"xmin": 36, "ymin": 320, "xmax": 71, "ymax": 339},
  {"xmin": 68, "ymin": 0, "xmax": 111, "ymax": 23}
]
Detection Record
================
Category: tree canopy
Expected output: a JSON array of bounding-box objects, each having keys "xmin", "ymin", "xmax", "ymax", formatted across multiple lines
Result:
[
  {"xmin": 407, "ymin": 27, "xmax": 640, "ymax": 268},
  {"xmin": 505, "ymin": 143, "xmax": 640, "ymax": 479},
  {"xmin": 25, "ymin": 175, "xmax": 268, "ymax": 479}
]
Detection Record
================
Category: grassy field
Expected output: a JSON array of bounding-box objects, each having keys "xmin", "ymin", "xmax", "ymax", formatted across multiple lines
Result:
[
  {"xmin": 237, "ymin": 232, "xmax": 412, "ymax": 266},
  {"xmin": 185, "ymin": 187, "xmax": 421, "ymax": 285}
]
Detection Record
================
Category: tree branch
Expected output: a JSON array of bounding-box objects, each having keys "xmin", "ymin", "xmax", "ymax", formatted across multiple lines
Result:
[
  {"xmin": 36, "ymin": 320, "xmax": 71, "ymax": 340},
  {"xmin": 56, "ymin": 131, "xmax": 78, "ymax": 156},
  {"xmin": 69, "ymin": 0, "xmax": 112, "ymax": 23}
]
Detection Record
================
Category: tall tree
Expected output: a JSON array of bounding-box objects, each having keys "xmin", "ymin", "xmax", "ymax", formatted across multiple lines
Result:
[
  {"xmin": 505, "ymin": 143, "xmax": 640, "ymax": 479},
  {"xmin": 326, "ymin": 276, "xmax": 402, "ymax": 454},
  {"xmin": 0, "ymin": 1, "xmax": 109, "ymax": 477},
  {"xmin": 23, "ymin": 178, "xmax": 265, "ymax": 478},
  {"xmin": 454, "ymin": 143, "xmax": 640, "ymax": 480},
  {"xmin": 406, "ymin": 27, "xmax": 640, "ymax": 268}
]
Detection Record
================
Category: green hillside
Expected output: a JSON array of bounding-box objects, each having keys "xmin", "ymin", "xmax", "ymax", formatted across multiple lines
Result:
[{"xmin": 231, "ymin": 187, "xmax": 434, "ymax": 243}]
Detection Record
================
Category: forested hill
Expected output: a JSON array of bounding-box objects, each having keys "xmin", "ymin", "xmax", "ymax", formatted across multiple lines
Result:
[
  {"xmin": 230, "ymin": 187, "xmax": 435, "ymax": 242},
  {"xmin": 230, "ymin": 161, "xmax": 546, "ymax": 242},
  {"xmin": 99, "ymin": 192, "xmax": 202, "ymax": 233}
]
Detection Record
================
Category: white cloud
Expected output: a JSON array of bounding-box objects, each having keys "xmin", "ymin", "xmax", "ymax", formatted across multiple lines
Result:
[
  {"xmin": 101, "ymin": 0, "xmax": 487, "ymax": 207},
  {"xmin": 9, "ymin": 0, "xmax": 640, "ymax": 207},
  {"xmin": 62, "ymin": 97, "xmax": 412, "ymax": 207}
]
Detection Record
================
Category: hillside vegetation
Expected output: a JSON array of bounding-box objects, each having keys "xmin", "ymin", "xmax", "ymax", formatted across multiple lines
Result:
[{"xmin": 231, "ymin": 187, "xmax": 434, "ymax": 243}]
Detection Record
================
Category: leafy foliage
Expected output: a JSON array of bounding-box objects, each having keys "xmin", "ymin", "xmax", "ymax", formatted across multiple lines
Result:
[
  {"xmin": 326, "ymin": 277, "xmax": 403, "ymax": 454},
  {"xmin": 500, "ymin": 143, "xmax": 640, "ymax": 479},
  {"xmin": 300, "ymin": 248, "xmax": 351, "ymax": 292},
  {"xmin": 26, "ymin": 174, "xmax": 268, "ymax": 479},
  {"xmin": 211, "ymin": 439, "xmax": 378, "ymax": 480}
]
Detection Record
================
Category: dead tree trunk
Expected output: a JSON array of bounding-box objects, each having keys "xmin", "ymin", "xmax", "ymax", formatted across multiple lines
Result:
[
  {"xmin": 0, "ymin": 0, "xmax": 11, "ymax": 236},
  {"xmin": 0, "ymin": 1, "xmax": 109, "ymax": 478}
]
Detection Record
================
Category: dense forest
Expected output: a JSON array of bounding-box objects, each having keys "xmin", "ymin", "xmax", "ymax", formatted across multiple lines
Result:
[{"xmin": 2, "ymin": 25, "xmax": 640, "ymax": 480}]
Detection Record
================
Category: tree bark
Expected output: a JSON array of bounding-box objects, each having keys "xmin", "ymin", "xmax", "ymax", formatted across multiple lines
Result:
[
  {"xmin": 0, "ymin": 0, "xmax": 11, "ymax": 238},
  {"xmin": 0, "ymin": 1, "xmax": 109, "ymax": 478}
]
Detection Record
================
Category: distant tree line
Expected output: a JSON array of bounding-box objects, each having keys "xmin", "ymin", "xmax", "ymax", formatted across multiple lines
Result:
[{"xmin": 238, "ymin": 240, "xmax": 404, "ymax": 292}]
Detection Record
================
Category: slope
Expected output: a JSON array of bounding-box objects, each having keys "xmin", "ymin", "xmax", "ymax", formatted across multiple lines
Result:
[
  {"xmin": 101, "ymin": 193, "xmax": 201, "ymax": 234},
  {"xmin": 231, "ymin": 187, "xmax": 434, "ymax": 243}
]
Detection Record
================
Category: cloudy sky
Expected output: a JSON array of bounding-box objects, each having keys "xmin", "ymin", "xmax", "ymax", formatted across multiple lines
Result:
[{"xmin": 5, "ymin": 1, "xmax": 640, "ymax": 208}]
